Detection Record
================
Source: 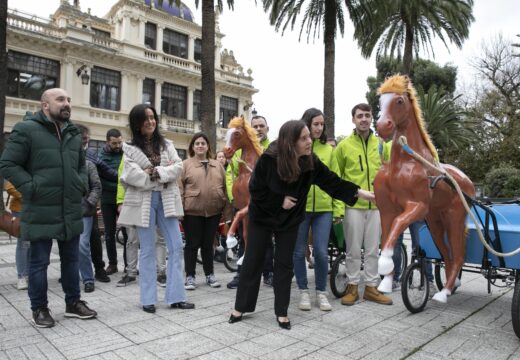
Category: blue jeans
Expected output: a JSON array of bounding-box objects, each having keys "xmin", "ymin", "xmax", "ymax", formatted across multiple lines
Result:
[
  {"xmin": 392, "ymin": 233, "xmax": 404, "ymax": 282},
  {"xmin": 13, "ymin": 211, "xmax": 30, "ymax": 278},
  {"xmin": 136, "ymin": 192, "xmax": 185, "ymax": 306},
  {"xmin": 293, "ymin": 212, "xmax": 332, "ymax": 292},
  {"xmin": 79, "ymin": 216, "xmax": 95, "ymax": 284},
  {"xmin": 409, "ymin": 220, "xmax": 434, "ymax": 282},
  {"xmin": 28, "ymin": 237, "xmax": 81, "ymax": 310}
]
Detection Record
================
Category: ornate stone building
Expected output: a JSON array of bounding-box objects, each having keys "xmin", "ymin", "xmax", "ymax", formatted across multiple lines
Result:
[{"xmin": 6, "ymin": 0, "xmax": 257, "ymax": 157}]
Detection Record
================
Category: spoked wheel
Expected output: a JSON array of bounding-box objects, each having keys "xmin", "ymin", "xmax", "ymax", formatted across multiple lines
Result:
[
  {"xmin": 512, "ymin": 275, "xmax": 520, "ymax": 339},
  {"xmin": 330, "ymin": 253, "xmax": 348, "ymax": 298},
  {"xmin": 401, "ymin": 262, "xmax": 429, "ymax": 313},
  {"xmin": 434, "ymin": 263, "xmax": 462, "ymax": 294},
  {"xmin": 223, "ymin": 241, "xmax": 242, "ymax": 272},
  {"xmin": 398, "ymin": 242, "xmax": 408, "ymax": 279}
]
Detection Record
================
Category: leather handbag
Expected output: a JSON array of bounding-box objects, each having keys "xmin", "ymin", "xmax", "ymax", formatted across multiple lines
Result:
[{"xmin": 0, "ymin": 210, "xmax": 21, "ymax": 238}]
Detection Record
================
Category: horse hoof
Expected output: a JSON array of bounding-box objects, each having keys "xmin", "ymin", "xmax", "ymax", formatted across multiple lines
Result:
[
  {"xmin": 378, "ymin": 255, "xmax": 394, "ymax": 275},
  {"xmin": 378, "ymin": 275, "xmax": 393, "ymax": 294},
  {"xmin": 226, "ymin": 236, "xmax": 238, "ymax": 248},
  {"xmin": 237, "ymin": 256, "xmax": 244, "ymax": 266},
  {"xmin": 432, "ymin": 288, "xmax": 451, "ymax": 303}
]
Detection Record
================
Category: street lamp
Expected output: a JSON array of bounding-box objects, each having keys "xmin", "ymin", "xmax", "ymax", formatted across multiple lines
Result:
[
  {"xmin": 251, "ymin": 107, "xmax": 257, "ymax": 117},
  {"xmin": 80, "ymin": 70, "xmax": 90, "ymax": 85}
]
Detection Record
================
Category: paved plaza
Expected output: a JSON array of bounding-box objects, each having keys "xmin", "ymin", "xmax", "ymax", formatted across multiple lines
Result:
[{"xmin": 0, "ymin": 234, "xmax": 519, "ymax": 359}]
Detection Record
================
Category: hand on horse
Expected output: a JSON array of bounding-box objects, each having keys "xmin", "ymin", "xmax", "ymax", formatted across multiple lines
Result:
[
  {"xmin": 357, "ymin": 189, "xmax": 376, "ymax": 204},
  {"xmin": 282, "ymin": 196, "xmax": 298, "ymax": 210}
]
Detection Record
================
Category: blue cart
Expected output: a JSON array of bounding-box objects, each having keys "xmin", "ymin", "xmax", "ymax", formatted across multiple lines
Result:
[{"xmin": 401, "ymin": 199, "xmax": 520, "ymax": 339}]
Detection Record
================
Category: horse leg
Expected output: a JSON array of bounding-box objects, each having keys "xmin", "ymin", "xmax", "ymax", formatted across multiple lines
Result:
[
  {"xmin": 377, "ymin": 205, "xmax": 399, "ymax": 293},
  {"xmin": 227, "ymin": 207, "xmax": 248, "ymax": 248},
  {"xmin": 427, "ymin": 217, "xmax": 453, "ymax": 303},
  {"xmin": 443, "ymin": 210, "xmax": 467, "ymax": 292}
]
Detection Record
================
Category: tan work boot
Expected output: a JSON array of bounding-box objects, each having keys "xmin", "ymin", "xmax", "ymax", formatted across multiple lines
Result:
[
  {"xmin": 363, "ymin": 286, "xmax": 393, "ymax": 305},
  {"xmin": 340, "ymin": 284, "xmax": 359, "ymax": 306}
]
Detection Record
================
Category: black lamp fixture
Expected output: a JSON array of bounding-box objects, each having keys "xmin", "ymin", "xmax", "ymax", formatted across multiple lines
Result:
[
  {"xmin": 251, "ymin": 107, "xmax": 258, "ymax": 117},
  {"xmin": 76, "ymin": 65, "xmax": 90, "ymax": 85}
]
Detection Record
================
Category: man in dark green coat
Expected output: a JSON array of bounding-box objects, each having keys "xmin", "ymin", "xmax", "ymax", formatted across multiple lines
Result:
[{"xmin": 0, "ymin": 88, "xmax": 97, "ymax": 328}]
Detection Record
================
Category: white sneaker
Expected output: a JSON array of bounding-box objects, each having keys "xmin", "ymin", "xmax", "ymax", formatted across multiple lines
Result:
[
  {"xmin": 298, "ymin": 289, "xmax": 311, "ymax": 311},
  {"xmin": 184, "ymin": 276, "xmax": 196, "ymax": 290},
  {"xmin": 316, "ymin": 291, "xmax": 332, "ymax": 311},
  {"xmin": 17, "ymin": 277, "xmax": 28, "ymax": 290}
]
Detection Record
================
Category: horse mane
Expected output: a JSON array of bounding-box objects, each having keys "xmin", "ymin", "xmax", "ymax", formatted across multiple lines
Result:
[
  {"xmin": 377, "ymin": 74, "xmax": 439, "ymax": 162},
  {"xmin": 227, "ymin": 116, "xmax": 263, "ymax": 157}
]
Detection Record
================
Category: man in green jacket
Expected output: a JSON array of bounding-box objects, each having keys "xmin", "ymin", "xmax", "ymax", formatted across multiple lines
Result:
[
  {"xmin": 225, "ymin": 115, "xmax": 271, "ymax": 289},
  {"xmin": 0, "ymin": 88, "xmax": 97, "ymax": 328},
  {"xmin": 335, "ymin": 103, "xmax": 392, "ymax": 306}
]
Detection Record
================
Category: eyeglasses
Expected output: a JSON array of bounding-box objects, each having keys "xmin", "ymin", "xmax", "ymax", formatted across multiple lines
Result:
[{"xmin": 355, "ymin": 113, "xmax": 372, "ymax": 119}]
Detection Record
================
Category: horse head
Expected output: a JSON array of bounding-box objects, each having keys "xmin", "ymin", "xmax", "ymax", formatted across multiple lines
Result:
[
  {"xmin": 376, "ymin": 75, "xmax": 414, "ymax": 139},
  {"xmin": 223, "ymin": 116, "xmax": 262, "ymax": 160}
]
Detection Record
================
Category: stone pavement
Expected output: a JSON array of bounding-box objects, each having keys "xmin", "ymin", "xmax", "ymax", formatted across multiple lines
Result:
[{"xmin": 0, "ymin": 234, "xmax": 519, "ymax": 359}]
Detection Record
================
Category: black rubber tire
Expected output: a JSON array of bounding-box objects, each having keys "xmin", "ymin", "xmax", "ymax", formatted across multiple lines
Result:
[
  {"xmin": 223, "ymin": 243, "xmax": 241, "ymax": 272},
  {"xmin": 399, "ymin": 242, "xmax": 408, "ymax": 279},
  {"xmin": 512, "ymin": 277, "xmax": 520, "ymax": 339},
  {"xmin": 434, "ymin": 264, "xmax": 461, "ymax": 294},
  {"xmin": 330, "ymin": 253, "xmax": 348, "ymax": 298},
  {"xmin": 115, "ymin": 227, "xmax": 125, "ymax": 246},
  {"xmin": 401, "ymin": 261, "xmax": 429, "ymax": 314}
]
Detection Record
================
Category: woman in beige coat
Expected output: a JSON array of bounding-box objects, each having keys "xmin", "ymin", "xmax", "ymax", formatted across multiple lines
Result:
[{"xmin": 180, "ymin": 132, "xmax": 229, "ymax": 290}]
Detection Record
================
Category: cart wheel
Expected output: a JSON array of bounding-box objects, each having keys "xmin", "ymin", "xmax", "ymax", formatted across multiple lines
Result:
[
  {"xmin": 330, "ymin": 253, "xmax": 348, "ymax": 298},
  {"xmin": 434, "ymin": 264, "xmax": 461, "ymax": 294},
  {"xmin": 223, "ymin": 241, "xmax": 242, "ymax": 272},
  {"xmin": 512, "ymin": 277, "xmax": 520, "ymax": 339},
  {"xmin": 401, "ymin": 262, "xmax": 429, "ymax": 313},
  {"xmin": 115, "ymin": 227, "xmax": 126, "ymax": 246},
  {"xmin": 398, "ymin": 242, "xmax": 408, "ymax": 279}
]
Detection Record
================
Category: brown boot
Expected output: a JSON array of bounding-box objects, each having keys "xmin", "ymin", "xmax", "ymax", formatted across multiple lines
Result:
[
  {"xmin": 340, "ymin": 284, "xmax": 359, "ymax": 306},
  {"xmin": 363, "ymin": 286, "xmax": 393, "ymax": 305}
]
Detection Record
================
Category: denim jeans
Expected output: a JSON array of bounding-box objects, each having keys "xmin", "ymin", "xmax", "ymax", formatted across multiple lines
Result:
[
  {"xmin": 79, "ymin": 216, "xmax": 95, "ymax": 284},
  {"xmin": 28, "ymin": 237, "xmax": 81, "ymax": 310},
  {"xmin": 13, "ymin": 211, "xmax": 30, "ymax": 278},
  {"xmin": 294, "ymin": 212, "xmax": 332, "ymax": 292},
  {"xmin": 392, "ymin": 233, "xmax": 404, "ymax": 282},
  {"xmin": 136, "ymin": 192, "xmax": 185, "ymax": 306},
  {"xmin": 125, "ymin": 225, "xmax": 167, "ymax": 276},
  {"xmin": 409, "ymin": 220, "xmax": 434, "ymax": 282}
]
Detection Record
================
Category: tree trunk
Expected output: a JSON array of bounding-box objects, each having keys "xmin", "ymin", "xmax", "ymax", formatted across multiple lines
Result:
[
  {"xmin": 0, "ymin": 1, "xmax": 7, "ymax": 210},
  {"xmin": 402, "ymin": 23, "xmax": 414, "ymax": 75},
  {"xmin": 323, "ymin": 0, "xmax": 336, "ymax": 139},
  {"xmin": 201, "ymin": 0, "xmax": 217, "ymax": 151}
]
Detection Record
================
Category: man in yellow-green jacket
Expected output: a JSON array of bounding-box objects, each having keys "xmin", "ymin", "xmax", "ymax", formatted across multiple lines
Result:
[
  {"xmin": 225, "ymin": 115, "xmax": 270, "ymax": 289},
  {"xmin": 335, "ymin": 103, "xmax": 392, "ymax": 306}
]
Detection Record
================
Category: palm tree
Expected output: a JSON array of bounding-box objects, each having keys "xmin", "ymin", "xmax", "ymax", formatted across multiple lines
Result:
[
  {"xmin": 0, "ymin": 1, "xmax": 7, "ymax": 210},
  {"xmin": 351, "ymin": 0, "xmax": 474, "ymax": 75},
  {"xmin": 162, "ymin": 0, "xmax": 235, "ymax": 151},
  {"xmin": 262, "ymin": 0, "xmax": 357, "ymax": 138}
]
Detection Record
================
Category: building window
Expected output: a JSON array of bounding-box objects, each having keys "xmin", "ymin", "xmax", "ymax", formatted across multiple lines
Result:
[
  {"xmin": 144, "ymin": 22, "xmax": 157, "ymax": 50},
  {"xmin": 161, "ymin": 83, "xmax": 187, "ymax": 119},
  {"xmin": 163, "ymin": 29, "xmax": 188, "ymax": 58},
  {"xmin": 219, "ymin": 96, "xmax": 238, "ymax": 128},
  {"xmin": 90, "ymin": 66, "xmax": 121, "ymax": 111},
  {"xmin": 194, "ymin": 38, "xmax": 202, "ymax": 63},
  {"xmin": 93, "ymin": 28, "xmax": 111, "ymax": 38},
  {"xmin": 142, "ymin": 78, "xmax": 155, "ymax": 105},
  {"xmin": 7, "ymin": 51, "xmax": 59, "ymax": 101},
  {"xmin": 193, "ymin": 89, "xmax": 201, "ymax": 121}
]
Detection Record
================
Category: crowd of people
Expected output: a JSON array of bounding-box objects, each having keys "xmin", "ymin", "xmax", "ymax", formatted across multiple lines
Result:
[{"xmin": 1, "ymin": 87, "xmax": 412, "ymax": 330}]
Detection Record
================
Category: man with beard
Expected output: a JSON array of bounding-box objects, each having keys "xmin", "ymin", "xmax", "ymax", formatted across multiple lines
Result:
[
  {"xmin": 0, "ymin": 88, "xmax": 97, "ymax": 328},
  {"xmin": 98, "ymin": 128, "xmax": 123, "ymax": 275}
]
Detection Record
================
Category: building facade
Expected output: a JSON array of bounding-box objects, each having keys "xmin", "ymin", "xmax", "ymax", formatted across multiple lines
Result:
[{"xmin": 6, "ymin": 0, "xmax": 257, "ymax": 157}]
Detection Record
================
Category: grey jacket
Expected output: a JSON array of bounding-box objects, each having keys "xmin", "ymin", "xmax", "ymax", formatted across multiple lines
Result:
[{"xmin": 82, "ymin": 159, "xmax": 102, "ymax": 217}]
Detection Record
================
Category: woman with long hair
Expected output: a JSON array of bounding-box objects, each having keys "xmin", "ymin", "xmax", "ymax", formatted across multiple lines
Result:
[
  {"xmin": 118, "ymin": 104, "xmax": 194, "ymax": 313},
  {"xmin": 293, "ymin": 108, "xmax": 343, "ymax": 311},
  {"xmin": 229, "ymin": 120, "xmax": 374, "ymax": 329},
  {"xmin": 180, "ymin": 132, "xmax": 229, "ymax": 290}
]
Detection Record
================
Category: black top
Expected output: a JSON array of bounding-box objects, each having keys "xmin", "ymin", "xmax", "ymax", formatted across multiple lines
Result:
[{"xmin": 248, "ymin": 149, "xmax": 359, "ymax": 231}]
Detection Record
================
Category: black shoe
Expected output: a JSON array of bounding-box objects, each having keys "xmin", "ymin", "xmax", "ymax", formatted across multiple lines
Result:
[
  {"xmin": 84, "ymin": 282, "xmax": 95, "ymax": 293},
  {"xmin": 277, "ymin": 318, "xmax": 291, "ymax": 330},
  {"xmin": 142, "ymin": 305, "xmax": 156, "ymax": 313},
  {"xmin": 116, "ymin": 274, "xmax": 136, "ymax": 287},
  {"xmin": 228, "ymin": 313, "xmax": 243, "ymax": 324},
  {"xmin": 170, "ymin": 302, "xmax": 195, "ymax": 309},
  {"xmin": 227, "ymin": 276, "xmax": 239, "ymax": 289},
  {"xmin": 106, "ymin": 264, "xmax": 118, "ymax": 275},
  {"xmin": 157, "ymin": 274, "xmax": 167, "ymax": 288},
  {"xmin": 32, "ymin": 307, "xmax": 55, "ymax": 328},
  {"xmin": 263, "ymin": 272, "xmax": 274, "ymax": 287},
  {"xmin": 95, "ymin": 269, "xmax": 110, "ymax": 283},
  {"xmin": 65, "ymin": 300, "xmax": 97, "ymax": 319}
]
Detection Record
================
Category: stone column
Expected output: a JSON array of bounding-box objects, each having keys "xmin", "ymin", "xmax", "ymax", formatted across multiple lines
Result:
[
  {"xmin": 61, "ymin": 59, "xmax": 75, "ymax": 94},
  {"xmin": 188, "ymin": 34, "xmax": 195, "ymax": 61},
  {"xmin": 82, "ymin": 65, "xmax": 92, "ymax": 106},
  {"xmin": 136, "ymin": 75, "xmax": 145, "ymax": 104},
  {"xmin": 138, "ymin": 17, "xmax": 146, "ymax": 46},
  {"xmin": 157, "ymin": 25, "xmax": 164, "ymax": 53},
  {"xmin": 120, "ymin": 71, "xmax": 130, "ymax": 112},
  {"xmin": 187, "ymin": 86, "xmax": 194, "ymax": 121},
  {"xmin": 155, "ymin": 80, "xmax": 163, "ymax": 116}
]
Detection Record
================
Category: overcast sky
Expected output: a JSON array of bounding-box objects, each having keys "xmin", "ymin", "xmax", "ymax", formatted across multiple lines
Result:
[{"xmin": 11, "ymin": 0, "xmax": 520, "ymax": 139}]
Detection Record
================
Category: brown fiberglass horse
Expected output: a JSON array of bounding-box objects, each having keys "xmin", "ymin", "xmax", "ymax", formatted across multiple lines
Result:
[
  {"xmin": 374, "ymin": 75, "xmax": 475, "ymax": 303},
  {"xmin": 223, "ymin": 116, "xmax": 262, "ymax": 263}
]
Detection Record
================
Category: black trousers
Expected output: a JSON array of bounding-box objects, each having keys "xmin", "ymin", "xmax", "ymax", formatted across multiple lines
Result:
[
  {"xmin": 183, "ymin": 214, "xmax": 221, "ymax": 277},
  {"xmin": 89, "ymin": 215, "xmax": 105, "ymax": 273},
  {"xmin": 234, "ymin": 219, "xmax": 298, "ymax": 317},
  {"xmin": 101, "ymin": 203, "xmax": 118, "ymax": 265}
]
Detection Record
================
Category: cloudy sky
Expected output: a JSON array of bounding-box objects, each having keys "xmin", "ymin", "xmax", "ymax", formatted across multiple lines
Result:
[{"xmin": 11, "ymin": 0, "xmax": 520, "ymax": 139}]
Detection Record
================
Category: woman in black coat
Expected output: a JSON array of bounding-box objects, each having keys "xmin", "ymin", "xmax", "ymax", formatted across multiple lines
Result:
[{"xmin": 229, "ymin": 120, "xmax": 375, "ymax": 329}]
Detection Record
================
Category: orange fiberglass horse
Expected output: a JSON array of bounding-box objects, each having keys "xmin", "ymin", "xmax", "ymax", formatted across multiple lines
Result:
[
  {"xmin": 374, "ymin": 75, "xmax": 475, "ymax": 303},
  {"xmin": 223, "ymin": 116, "xmax": 262, "ymax": 261}
]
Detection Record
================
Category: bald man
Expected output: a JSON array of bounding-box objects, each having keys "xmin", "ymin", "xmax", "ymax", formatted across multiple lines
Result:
[{"xmin": 0, "ymin": 88, "xmax": 97, "ymax": 328}]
